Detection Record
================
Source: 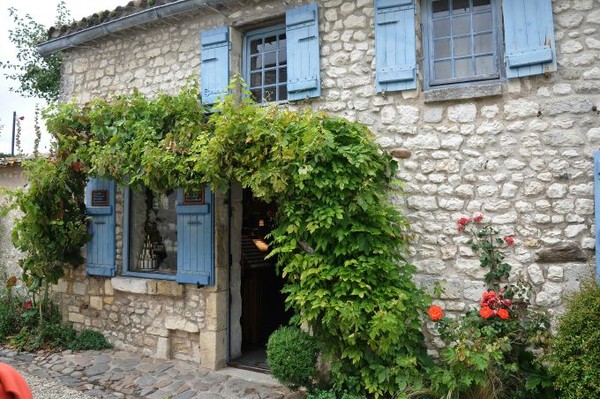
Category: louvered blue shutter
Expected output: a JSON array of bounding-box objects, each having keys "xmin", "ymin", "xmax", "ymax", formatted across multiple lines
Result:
[
  {"xmin": 286, "ymin": 3, "xmax": 321, "ymax": 101},
  {"xmin": 85, "ymin": 178, "xmax": 116, "ymax": 277},
  {"xmin": 375, "ymin": 0, "xmax": 417, "ymax": 92},
  {"xmin": 176, "ymin": 186, "xmax": 214, "ymax": 285},
  {"xmin": 201, "ymin": 26, "xmax": 230, "ymax": 105},
  {"xmin": 502, "ymin": 0, "xmax": 556, "ymax": 78}
]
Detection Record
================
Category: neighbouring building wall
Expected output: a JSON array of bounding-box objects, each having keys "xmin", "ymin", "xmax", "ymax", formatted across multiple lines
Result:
[
  {"xmin": 53, "ymin": 0, "xmax": 600, "ymax": 363},
  {"xmin": 0, "ymin": 164, "xmax": 26, "ymax": 280}
]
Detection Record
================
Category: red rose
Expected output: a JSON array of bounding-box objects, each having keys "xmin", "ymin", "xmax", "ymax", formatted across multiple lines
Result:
[
  {"xmin": 482, "ymin": 290, "xmax": 496, "ymax": 301},
  {"xmin": 457, "ymin": 224, "xmax": 465, "ymax": 232},
  {"xmin": 427, "ymin": 305, "xmax": 444, "ymax": 321},
  {"xmin": 457, "ymin": 217, "xmax": 470, "ymax": 226},
  {"xmin": 473, "ymin": 214, "xmax": 484, "ymax": 223},
  {"xmin": 497, "ymin": 308, "xmax": 509, "ymax": 320},
  {"xmin": 479, "ymin": 306, "xmax": 494, "ymax": 319},
  {"xmin": 24, "ymin": 299, "xmax": 32, "ymax": 310},
  {"xmin": 504, "ymin": 235, "xmax": 515, "ymax": 246}
]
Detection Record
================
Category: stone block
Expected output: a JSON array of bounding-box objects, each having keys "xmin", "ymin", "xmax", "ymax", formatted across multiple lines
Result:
[
  {"xmin": 204, "ymin": 291, "xmax": 228, "ymax": 332},
  {"xmin": 104, "ymin": 279, "xmax": 114, "ymax": 296},
  {"xmin": 69, "ymin": 312, "xmax": 85, "ymax": 324},
  {"xmin": 156, "ymin": 336, "xmax": 170, "ymax": 360},
  {"xmin": 103, "ymin": 297, "xmax": 114, "ymax": 305},
  {"xmin": 165, "ymin": 316, "xmax": 200, "ymax": 333},
  {"xmin": 52, "ymin": 279, "xmax": 68, "ymax": 293},
  {"xmin": 200, "ymin": 329, "xmax": 227, "ymax": 370},
  {"xmin": 111, "ymin": 277, "xmax": 148, "ymax": 294},
  {"xmin": 73, "ymin": 282, "xmax": 87, "ymax": 296},
  {"xmin": 156, "ymin": 281, "xmax": 184, "ymax": 297},
  {"xmin": 527, "ymin": 264, "xmax": 545, "ymax": 285},
  {"xmin": 547, "ymin": 266, "xmax": 564, "ymax": 282},
  {"xmin": 447, "ymin": 103, "xmax": 476, "ymax": 123},
  {"xmin": 89, "ymin": 296, "xmax": 103, "ymax": 311}
]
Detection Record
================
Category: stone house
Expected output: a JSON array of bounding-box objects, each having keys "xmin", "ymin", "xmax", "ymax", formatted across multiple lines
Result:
[{"xmin": 36, "ymin": 0, "xmax": 600, "ymax": 370}]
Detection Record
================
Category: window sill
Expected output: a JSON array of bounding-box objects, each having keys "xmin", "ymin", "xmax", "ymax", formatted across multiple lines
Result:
[
  {"xmin": 111, "ymin": 275, "xmax": 184, "ymax": 297},
  {"xmin": 423, "ymin": 81, "xmax": 503, "ymax": 103}
]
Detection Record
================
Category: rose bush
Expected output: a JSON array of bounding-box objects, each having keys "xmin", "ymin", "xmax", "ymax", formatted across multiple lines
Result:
[{"xmin": 428, "ymin": 215, "xmax": 556, "ymax": 399}]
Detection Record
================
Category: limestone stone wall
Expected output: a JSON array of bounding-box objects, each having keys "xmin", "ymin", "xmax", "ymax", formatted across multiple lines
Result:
[
  {"xmin": 0, "ymin": 165, "xmax": 26, "ymax": 280},
  {"xmin": 56, "ymin": 0, "xmax": 600, "ymax": 362}
]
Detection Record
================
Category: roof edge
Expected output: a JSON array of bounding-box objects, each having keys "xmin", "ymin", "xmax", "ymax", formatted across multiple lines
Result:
[{"xmin": 37, "ymin": 0, "xmax": 218, "ymax": 57}]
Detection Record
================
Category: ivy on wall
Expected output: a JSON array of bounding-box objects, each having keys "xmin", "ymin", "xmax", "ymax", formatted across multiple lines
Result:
[{"xmin": 17, "ymin": 84, "xmax": 431, "ymax": 397}]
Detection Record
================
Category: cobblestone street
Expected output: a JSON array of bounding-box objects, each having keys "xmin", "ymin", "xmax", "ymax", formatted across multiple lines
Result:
[{"xmin": 0, "ymin": 348, "xmax": 291, "ymax": 399}]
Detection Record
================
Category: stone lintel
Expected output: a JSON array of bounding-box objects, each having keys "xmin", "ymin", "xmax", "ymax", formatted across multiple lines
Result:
[{"xmin": 165, "ymin": 316, "xmax": 200, "ymax": 333}]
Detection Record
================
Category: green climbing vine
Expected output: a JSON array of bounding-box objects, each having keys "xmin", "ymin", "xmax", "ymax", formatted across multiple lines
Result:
[{"xmin": 17, "ymin": 83, "xmax": 431, "ymax": 397}]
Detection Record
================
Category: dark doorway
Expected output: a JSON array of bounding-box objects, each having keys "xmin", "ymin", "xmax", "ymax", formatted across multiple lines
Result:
[{"xmin": 230, "ymin": 189, "xmax": 291, "ymax": 372}]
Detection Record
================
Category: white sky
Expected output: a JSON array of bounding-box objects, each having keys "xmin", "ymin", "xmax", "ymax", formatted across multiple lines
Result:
[{"xmin": 0, "ymin": 0, "xmax": 128, "ymax": 155}]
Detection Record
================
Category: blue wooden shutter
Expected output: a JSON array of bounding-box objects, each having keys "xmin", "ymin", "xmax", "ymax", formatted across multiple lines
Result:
[
  {"xmin": 502, "ymin": 0, "xmax": 556, "ymax": 78},
  {"xmin": 201, "ymin": 26, "xmax": 230, "ymax": 105},
  {"xmin": 286, "ymin": 3, "xmax": 321, "ymax": 101},
  {"xmin": 176, "ymin": 186, "xmax": 214, "ymax": 285},
  {"xmin": 595, "ymin": 151, "xmax": 600, "ymax": 281},
  {"xmin": 85, "ymin": 178, "xmax": 116, "ymax": 277},
  {"xmin": 375, "ymin": 0, "xmax": 417, "ymax": 92}
]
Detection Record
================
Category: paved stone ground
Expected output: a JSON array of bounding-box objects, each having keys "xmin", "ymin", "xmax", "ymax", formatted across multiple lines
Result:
[{"xmin": 0, "ymin": 348, "xmax": 293, "ymax": 399}]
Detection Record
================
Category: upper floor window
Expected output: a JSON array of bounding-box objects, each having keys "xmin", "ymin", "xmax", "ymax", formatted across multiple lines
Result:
[
  {"xmin": 424, "ymin": 0, "xmax": 501, "ymax": 87},
  {"xmin": 245, "ymin": 26, "xmax": 288, "ymax": 103},
  {"xmin": 200, "ymin": 3, "xmax": 321, "ymax": 106}
]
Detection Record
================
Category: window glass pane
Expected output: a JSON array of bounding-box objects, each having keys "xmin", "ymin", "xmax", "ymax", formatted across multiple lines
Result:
[
  {"xmin": 129, "ymin": 189, "xmax": 178, "ymax": 274},
  {"xmin": 279, "ymin": 34, "xmax": 287, "ymax": 47},
  {"xmin": 473, "ymin": 0, "xmax": 491, "ymax": 10},
  {"xmin": 432, "ymin": 0, "xmax": 450, "ymax": 15},
  {"xmin": 473, "ymin": 11, "xmax": 492, "ymax": 32},
  {"xmin": 455, "ymin": 57, "xmax": 474, "ymax": 78},
  {"xmin": 452, "ymin": 0, "xmax": 470, "ymax": 13},
  {"xmin": 279, "ymin": 67, "xmax": 287, "ymax": 83},
  {"xmin": 264, "ymin": 70, "xmax": 277, "ymax": 86},
  {"xmin": 434, "ymin": 39, "xmax": 451, "ymax": 58},
  {"xmin": 433, "ymin": 18, "xmax": 451, "ymax": 37},
  {"xmin": 250, "ymin": 56, "xmax": 261, "ymax": 70},
  {"xmin": 250, "ymin": 72, "xmax": 262, "ymax": 87},
  {"xmin": 264, "ymin": 87, "xmax": 276, "ymax": 102},
  {"xmin": 452, "ymin": 14, "xmax": 471, "ymax": 35},
  {"xmin": 475, "ymin": 55, "xmax": 495, "ymax": 74},
  {"xmin": 454, "ymin": 36, "xmax": 472, "ymax": 57},
  {"xmin": 278, "ymin": 48, "xmax": 287, "ymax": 64},
  {"xmin": 434, "ymin": 60, "xmax": 452, "ymax": 80},
  {"xmin": 263, "ymin": 52, "xmax": 278, "ymax": 68},
  {"xmin": 263, "ymin": 35, "xmax": 278, "ymax": 50},
  {"xmin": 474, "ymin": 32, "xmax": 493, "ymax": 54},
  {"xmin": 278, "ymin": 85, "xmax": 288, "ymax": 101},
  {"xmin": 250, "ymin": 88, "xmax": 262, "ymax": 103},
  {"xmin": 250, "ymin": 39, "xmax": 261, "ymax": 55}
]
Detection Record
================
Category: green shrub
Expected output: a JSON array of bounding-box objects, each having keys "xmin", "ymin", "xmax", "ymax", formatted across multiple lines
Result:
[
  {"xmin": 69, "ymin": 329, "xmax": 112, "ymax": 350},
  {"xmin": 549, "ymin": 280, "xmax": 600, "ymax": 398},
  {"xmin": 306, "ymin": 390, "xmax": 361, "ymax": 399},
  {"xmin": 0, "ymin": 294, "xmax": 23, "ymax": 340},
  {"xmin": 267, "ymin": 326, "xmax": 319, "ymax": 389}
]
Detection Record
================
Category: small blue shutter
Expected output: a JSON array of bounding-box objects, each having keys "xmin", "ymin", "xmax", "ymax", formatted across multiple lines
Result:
[
  {"xmin": 201, "ymin": 26, "xmax": 230, "ymax": 105},
  {"xmin": 286, "ymin": 3, "xmax": 321, "ymax": 101},
  {"xmin": 375, "ymin": 0, "xmax": 417, "ymax": 93},
  {"xmin": 594, "ymin": 151, "xmax": 600, "ymax": 281},
  {"xmin": 502, "ymin": 0, "xmax": 556, "ymax": 78},
  {"xmin": 176, "ymin": 186, "xmax": 214, "ymax": 285},
  {"xmin": 85, "ymin": 178, "xmax": 116, "ymax": 277}
]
